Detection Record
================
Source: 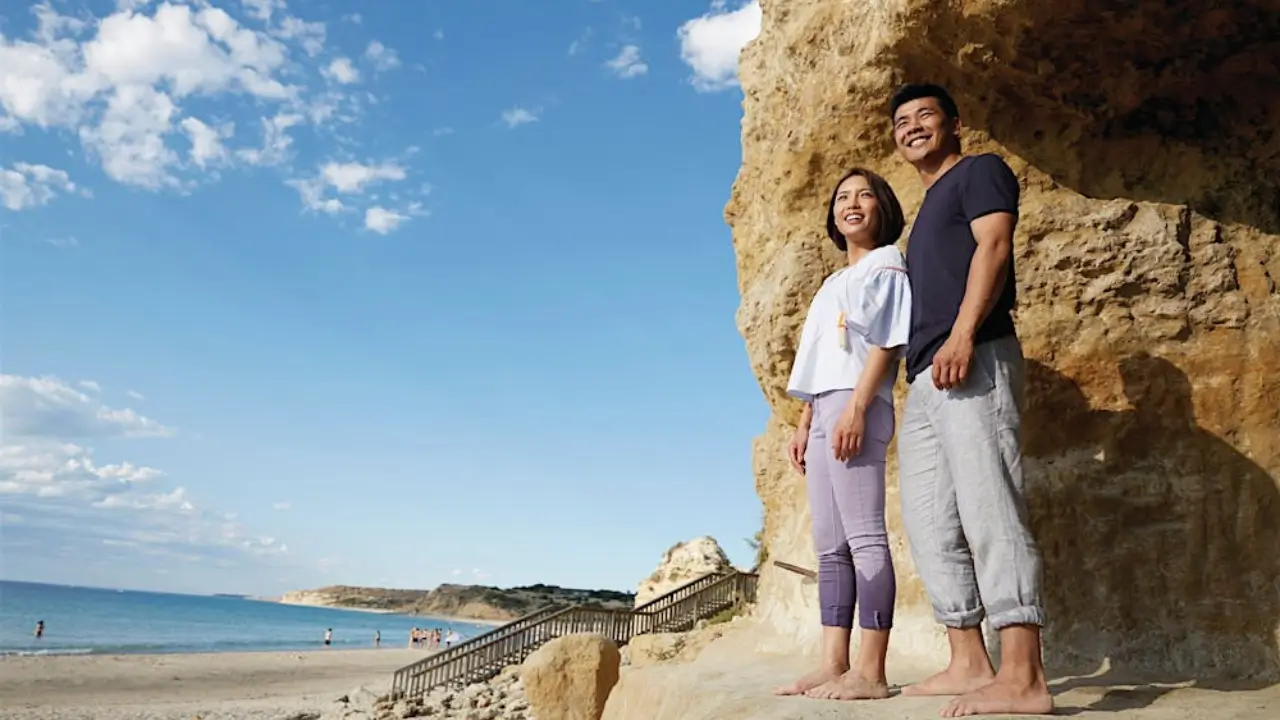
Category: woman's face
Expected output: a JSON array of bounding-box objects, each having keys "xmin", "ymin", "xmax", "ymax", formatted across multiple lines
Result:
[{"xmin": 832, "ymin": 174, "xmax": 879, "ymax": 243}]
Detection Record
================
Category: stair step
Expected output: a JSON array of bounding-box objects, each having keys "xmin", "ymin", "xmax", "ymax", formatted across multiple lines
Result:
[{"xmin": 390, "ymin": 571, "xmax": 758, "ymax": 700}]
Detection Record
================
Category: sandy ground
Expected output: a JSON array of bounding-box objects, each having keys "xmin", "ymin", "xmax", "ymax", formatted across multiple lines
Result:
[
  {"xmin": 605, "ymin": 626, "xmax": 1280, "ymax": 720},
  {"xmin": 0, "ymin": 648, "xmax": 427, "ymax": 720}
]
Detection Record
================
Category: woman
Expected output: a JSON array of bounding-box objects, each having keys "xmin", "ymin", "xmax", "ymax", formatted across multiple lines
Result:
[{"xmin": 774, "ymin": 168, "xmax": 912, "ymax": 702}]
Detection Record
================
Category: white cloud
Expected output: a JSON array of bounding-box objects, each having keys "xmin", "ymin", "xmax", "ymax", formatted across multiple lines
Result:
[
  {"xmin": 0, "ymin": 2, "xmax": 424, "ymax": 235},
  {"xmin": 0, "ymin": 441, "xmax": 164, "ymax": 501},
  {"xmin": 501, "ymin": 107, "xmax": 538, "ymax": 129},
  {"xmin": 0, "ymin": 374, "xmax": 175, "ymax": 439},
  {"xmin": 676, "ymin": 0, "xmax": 761, "ymax": 92},
  {"xmin": 0, "ymin": 1, "xmax": 305, "ymax": 189},
  {"xmin": 322, "ymin": 56, "xmax": 360, "ymax": 85},
  {"xmin": 287, "ymin": 176, "xmax": 344, "ymax": 214},
  {"xmin": 605, "ymin": 45, "xmax": 648, "ymax": 79},
  {"xmin": 363, "ymin": 41, "xmax": 400, "ymax": 72},
  {"xmin": 364, "ymin": 206, "xmax": 407, "ymax": 234},
  {"xmin": 272, "ymin": 501, "xmax": 291, "ymax": 511},
  {"xmin": 0, "ymin": 162, "xmax": 77, "ymax": 211},
  {"xmin": 287, "ymin": 159, "xmax": 416, "ymax": 222},
  {"xmin": 240, "ymin": 0, "xmax": 285, "ymax": 22},
  {"xmin": 78, "ymin": 380, "xmax": 101, "ymax": 392},
  {"xmin": 320, "ymin": 160, "xmax": 404, "ymax": 193},
  {"xmin": 236, "ymin": 112, "xmax": 301, "ymax": 167},
  {"xmin": 180, "ymin": 116, "xmax": 233, "ymax": 168},
  {"xmin": 0, "ymin": 371, "xmax": 293, "ymax": 592},
  {"xmin": 126, "ymin": 389, "xmax": 146, "ymax": 401}
]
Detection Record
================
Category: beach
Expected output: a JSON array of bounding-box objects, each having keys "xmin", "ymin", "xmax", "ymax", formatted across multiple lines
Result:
[{"xmin": 0, "ymin": 648, "xmax": 426, "ymax": 719}]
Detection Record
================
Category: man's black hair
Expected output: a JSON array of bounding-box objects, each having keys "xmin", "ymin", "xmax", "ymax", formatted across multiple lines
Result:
[{"xmin": 890, "ymin": 83, "xmax": 960, "ymax": 120}]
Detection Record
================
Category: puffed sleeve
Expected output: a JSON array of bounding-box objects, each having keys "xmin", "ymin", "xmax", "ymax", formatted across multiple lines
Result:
[{"xmin": 843, "ymin": 265, "xmax": 912, "ymax": 350}]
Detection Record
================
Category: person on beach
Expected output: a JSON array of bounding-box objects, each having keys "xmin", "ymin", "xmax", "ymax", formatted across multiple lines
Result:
[
  {"xmin": 774, "ymin": 167, "xmax": 912, "ymax": 702},
  {"xmin": 889, "ymin": 82, "xmax": 1053, "ymax": 717},
  {"xmin": 34, "ymin": 620, "xmax": 44, "ymax": 639},
  {"xmin": 374, "ymin": 630, "xmax": 381, "ymax": 647},
  {"xmin": 324, "ymin": 628, "xmax": 332, "ymax": 647}
]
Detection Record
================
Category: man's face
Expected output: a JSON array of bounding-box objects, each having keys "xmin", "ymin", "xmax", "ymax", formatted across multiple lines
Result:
[{"xmin": 893, "ymin": 97, "xmax": 958, "ymax": 164}]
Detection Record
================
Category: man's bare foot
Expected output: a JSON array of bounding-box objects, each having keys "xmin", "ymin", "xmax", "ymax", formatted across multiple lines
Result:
[
  {"xmin": 804, "ymin": 670, "xmax": 891, "ymax": 701},
  {"xmin": 939, "ymin": 676, "xmax": 1054, "ymax": 717},
  {"xmin": 773, "ymin": 667, "xmax": 844, "ymax": 696},
  {"xmin": 901, "ymin": 665, "xmax": 995, "ymax": 697}
]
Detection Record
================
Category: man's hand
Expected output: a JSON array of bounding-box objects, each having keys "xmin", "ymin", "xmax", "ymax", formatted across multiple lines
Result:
[
  {"xmin": 932, "ymin": 332, "xmax": 975, "ymax": 390},
  {"xmin": 788, "ymin": 425, "xmax": 809, "ymax": 474},
  {"xmin": 831, "ymin": 401, "xmax": 866, "ymax": 462}
]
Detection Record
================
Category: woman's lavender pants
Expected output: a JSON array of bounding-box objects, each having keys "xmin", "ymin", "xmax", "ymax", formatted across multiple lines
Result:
[{"xmin": 804, "ymin": 390, "xmax": 897, "ymax": 631}]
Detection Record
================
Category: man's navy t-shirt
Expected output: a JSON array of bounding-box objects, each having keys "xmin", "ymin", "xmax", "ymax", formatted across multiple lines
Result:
[{"xmin": 904, "ymin": 153, "xmax": 1020, "ymax": 383}]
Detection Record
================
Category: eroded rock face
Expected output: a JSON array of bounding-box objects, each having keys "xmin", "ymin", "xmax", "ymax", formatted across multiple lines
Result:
[
  {"xmin": 733, "ymin": 0, "xmax": 1280, "ymax": 680},
  {"xmin": 634, "ymin": 537, "xmax": 736, "ymax": 607},
  {"xmin": 522, "ymin": 634, "xmax": 621, "ymax": 720}
]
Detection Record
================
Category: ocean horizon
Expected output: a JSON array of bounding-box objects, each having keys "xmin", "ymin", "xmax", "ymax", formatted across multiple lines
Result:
[{"xmin": 0, "ymin": 579, "xmax": 495, "ymax": 657}]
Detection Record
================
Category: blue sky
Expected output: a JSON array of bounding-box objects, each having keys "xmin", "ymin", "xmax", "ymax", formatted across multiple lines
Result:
[{"xmin": 0, "ymin": 0, "xmax": 767, "ymax": 597}]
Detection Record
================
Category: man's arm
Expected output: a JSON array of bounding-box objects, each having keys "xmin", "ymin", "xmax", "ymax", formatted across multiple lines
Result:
[{"xmin": 951, "ymin": 211, "xmax": 1015, "ymax": 341}]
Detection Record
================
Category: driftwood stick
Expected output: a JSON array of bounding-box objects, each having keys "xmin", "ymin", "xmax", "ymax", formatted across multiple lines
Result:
[{"xmin": 772, "ymin": 560, "xmax": 817, "ymax": 579}]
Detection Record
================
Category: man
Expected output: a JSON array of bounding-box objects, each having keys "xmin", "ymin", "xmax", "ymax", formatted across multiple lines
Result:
[{"xmin": 890, "ymin": 83, "xmax": 1053, "ymax": 718}]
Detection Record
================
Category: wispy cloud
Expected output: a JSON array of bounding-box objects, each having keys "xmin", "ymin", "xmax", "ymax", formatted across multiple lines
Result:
[
  {"xmin": 322, "ymin": 57, "xmax": 361, "ymax": 85},
  {"xmin": 1, "ymin": 375, "xmax": 173, "ymax": 438},
  {"xmin": 0, "ymin": 163, "xmax": 79, "ymax": 211},
  {"xmin": 0, "ymin": 372, "xmax": 292, "ymax": 591},
  {"xmin": 605, "ymin": 45, "xmax": 648, "ymax": 79},
  {"xmin": 363, "ymin": 41, "xmax": 400, "ymax": 72},
  {"xmin": 501, "ymin": 107, "xmax": 539, "ymax": 129},
  {"xmin": 568, "ymin": 27, "xmax": 594, "ymax": 56}
]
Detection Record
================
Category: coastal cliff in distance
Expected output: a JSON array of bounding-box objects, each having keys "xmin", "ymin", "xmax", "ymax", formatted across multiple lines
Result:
[{"xmin": 278, "ymin": 583, "xmax": 634, "ymax": 622}]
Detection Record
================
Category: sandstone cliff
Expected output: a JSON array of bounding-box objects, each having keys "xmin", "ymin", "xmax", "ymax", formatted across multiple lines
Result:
[
  {"xmin": 634, "ymin": 537, "xmax": 737, "ymax": 607},
  {"xmin": 279, "ymin": 583, "xmax": 634, "ymax": 622},
  {"xmin": 724, "ymin": 0, "xmax": 1279, "ymax": 683}
]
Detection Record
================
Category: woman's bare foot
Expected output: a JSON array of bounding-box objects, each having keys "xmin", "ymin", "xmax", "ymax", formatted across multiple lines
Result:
[
  {"xmin": 901, "ymin": 665, "xmax": 995, "ymax": 697},
  {"xmin": 804, "ymin": 670, "xmax": 891, "ymax": 701},
  {"xmin": 773, "ymin": 667, "xmax": 844, "ymax": 696},
  {"xmin": 939, "ymin": 676, "xmax": 1054, "ymax": 717}
]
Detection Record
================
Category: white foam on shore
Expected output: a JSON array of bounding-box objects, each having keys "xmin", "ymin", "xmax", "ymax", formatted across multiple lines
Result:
[{"xmin": 0, "ymin": 648, "xmax": 94, "ymax": 657}]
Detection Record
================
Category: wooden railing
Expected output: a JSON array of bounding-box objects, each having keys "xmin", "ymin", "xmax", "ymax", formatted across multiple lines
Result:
[{"xmin": 391, "ymin": 571, "xmax": 758, "ymax": 700}]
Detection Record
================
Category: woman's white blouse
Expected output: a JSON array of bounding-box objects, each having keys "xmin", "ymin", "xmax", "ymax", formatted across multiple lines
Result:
[{"xmin": 785, "ymin": 245, "xmax": 913, "ymax": 405}]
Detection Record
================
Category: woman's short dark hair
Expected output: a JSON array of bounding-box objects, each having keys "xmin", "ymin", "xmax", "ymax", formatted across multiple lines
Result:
[{"xmin": 825, "ymin": 168, "xmax": 906, "ymax": 251}]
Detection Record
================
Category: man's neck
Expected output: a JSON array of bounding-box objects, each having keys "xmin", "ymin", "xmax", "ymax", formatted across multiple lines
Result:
[{"xmin": 915, "ymin": 150, "xmax": 965, "ymax": 190}]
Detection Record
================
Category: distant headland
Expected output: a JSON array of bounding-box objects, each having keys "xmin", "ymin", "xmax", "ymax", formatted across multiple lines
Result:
[{"xmin": 275, "ymin": 582, "xmax": 635, "ymax": 622}]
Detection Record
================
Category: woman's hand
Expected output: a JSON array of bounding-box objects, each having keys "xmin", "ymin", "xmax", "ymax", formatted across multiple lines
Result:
[
  {"xmin": 788, "ymin": 425, "xmax": 809, "ymax": 474},
  {"xmin": 832, "ymin": 399, "xmax": 868, "ymax": 462}
]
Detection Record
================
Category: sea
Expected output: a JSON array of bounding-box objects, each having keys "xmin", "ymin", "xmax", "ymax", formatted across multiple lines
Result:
[{"xmin": 0, "ymin": 580, "xmax": 496, "ymax": 657}]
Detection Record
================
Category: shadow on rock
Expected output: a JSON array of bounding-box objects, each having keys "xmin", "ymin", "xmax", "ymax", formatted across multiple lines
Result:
[{"xmin": 1021, "ymin": 355, "xmax": 1280, "ymax": 712}]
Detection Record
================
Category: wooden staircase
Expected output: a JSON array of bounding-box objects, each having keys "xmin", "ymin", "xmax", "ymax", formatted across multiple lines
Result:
[{"xmin": 391, "ymin": 570, "xmax": 758, "ymax": 699}]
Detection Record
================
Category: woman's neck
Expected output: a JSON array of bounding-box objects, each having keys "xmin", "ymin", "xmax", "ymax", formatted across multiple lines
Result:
[{"xmin": 845, "ymin": 242, "xmax": 874, "ymax": 266}]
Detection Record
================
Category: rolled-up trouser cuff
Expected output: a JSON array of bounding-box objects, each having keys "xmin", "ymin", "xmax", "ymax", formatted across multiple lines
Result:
[
  {"xmin": 988, "ymin": 605, "xmax": 1046, "ymax": 631},
  {"xmin": 935, "ymin": 606, "xmax": 986, "ymax": 629}
]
